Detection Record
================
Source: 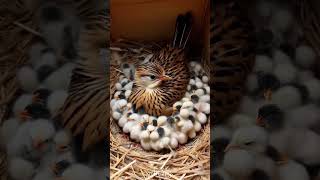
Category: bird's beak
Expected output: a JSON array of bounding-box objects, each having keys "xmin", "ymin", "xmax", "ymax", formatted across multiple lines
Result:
[
  {"xmin": 56, "ymin": 144, "xmax": 70, "ymax": 153},
  {"xmin": 33, "ymin": 139, "xmax": 44, "ymax": 150},
  {"xmin": 19, "ymin": 110, "xmax": 30, "ymax": 121},
  {"xmin": 32, "ymin": 93, "xmax": 40, "ymax": 103},
  {"xmin": 256, "ymin": 116, "xmax": 266, "ymax": 127},
  {"xmin": 159, "ymin": 75, "xmax": 172, "ymax": 81},
  {"xmin": 224, "ymin": 144, "xmax": 240, "ymax": 152},
  {"xmin": 263, "ymin": 89, "xmax": 272, "ymax": 101}
]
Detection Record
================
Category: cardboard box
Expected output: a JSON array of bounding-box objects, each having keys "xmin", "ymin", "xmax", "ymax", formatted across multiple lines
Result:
[{"xmin": 111, "ymin": 0, "xmax": 210, "ymax": 55}]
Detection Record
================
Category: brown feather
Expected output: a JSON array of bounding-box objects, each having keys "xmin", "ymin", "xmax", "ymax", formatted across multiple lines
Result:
[{"xmin": 58, "ymin": 10, "xmax": 109, "ymax": 151}]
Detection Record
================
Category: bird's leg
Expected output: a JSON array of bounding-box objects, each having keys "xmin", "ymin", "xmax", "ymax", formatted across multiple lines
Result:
[{"xmin": 263, "ymin": 88, "xmax": 273, "ymax": 101}]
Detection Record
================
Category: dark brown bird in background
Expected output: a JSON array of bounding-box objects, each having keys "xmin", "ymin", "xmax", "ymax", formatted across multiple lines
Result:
[
  {"xmin": 129, "ymin": 12, "xmax": 192, "ymax": 116},
  {"xmin": 204, "ymin": 1, "xmax": 255, "ymax": 124}
]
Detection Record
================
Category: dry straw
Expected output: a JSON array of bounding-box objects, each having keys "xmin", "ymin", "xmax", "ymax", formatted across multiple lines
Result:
[{"xmin": 109, "ymin": 39, "xmax": 210, "ymax": 179}]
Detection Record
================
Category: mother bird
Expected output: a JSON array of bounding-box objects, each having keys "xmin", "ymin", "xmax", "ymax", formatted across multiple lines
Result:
[
  {"xmin": 129, "ymin": 13, "xmax": 192, "ymax": 116},
  {"xmin": 206, "ymin": 1, "xmax": 255, "ymax": 124}
]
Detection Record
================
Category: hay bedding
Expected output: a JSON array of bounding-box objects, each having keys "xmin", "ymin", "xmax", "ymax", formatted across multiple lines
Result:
[{"xmin": 110, "ymin": 41, "xmax": 210, "ymax": 179}]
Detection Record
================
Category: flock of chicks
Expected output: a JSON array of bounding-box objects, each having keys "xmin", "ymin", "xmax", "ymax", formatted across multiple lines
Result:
[
  {"xmin": 0, "ymin": 2, "xmax": 106, "ymax": 180},
  {"xmin": 111, "ymin": 61, "xmax": 210, "ymax": 151},
  {"xmin": 213, "ymin": 1, "xmax": 320, "ymax": 180}
]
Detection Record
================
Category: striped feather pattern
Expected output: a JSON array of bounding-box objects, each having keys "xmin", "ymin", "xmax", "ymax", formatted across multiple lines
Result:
[{"xmin": 59, "ymin": 10, "xmax": 109, "ymax": 151}]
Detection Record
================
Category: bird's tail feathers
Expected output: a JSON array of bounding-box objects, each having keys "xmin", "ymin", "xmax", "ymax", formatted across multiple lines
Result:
[{"xmin": 172, "ymin": 12, "xmax": 193, "ymax": 49}]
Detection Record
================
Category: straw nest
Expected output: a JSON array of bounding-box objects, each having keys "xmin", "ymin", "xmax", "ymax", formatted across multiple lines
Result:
[{"xmin": 109, "ymin": 40, "xmax": 210, "ymax": 179}]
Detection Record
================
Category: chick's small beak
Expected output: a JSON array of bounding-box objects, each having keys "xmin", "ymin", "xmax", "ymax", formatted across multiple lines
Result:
[
  {"xmin": 19, "ymin": 110, "xmax": 30, "ymax": 121},
  {"xmin": 263, "ymin": 89, "xmax": 273, "ymax": 101},
  {"xmin": 256, "ymin": 116, "xmax": 266, "ymax": 127},
  {"xmin": 224, "ymin": 144, "xmax": 240, "ymax": 152},
  {"xmin": 32, "ymin": 94, "xmax": 40, "ymax": 103},
  {"xmin": 159, "ymin": 75, "xmax": 171, "ymax": 81},
  {"xmin": 56, "ymin": 145, "xmax": 70, "ymax": 153},
  {"xmin": 276, "ymin": 153, "xmax": 289, "ymax": 165},
  {"xmin": 33, "ymin": 139, "xmax": 44, "ymax": 150}
]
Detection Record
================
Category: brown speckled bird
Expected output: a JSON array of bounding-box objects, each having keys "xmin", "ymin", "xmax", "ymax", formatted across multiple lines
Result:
[
  {"xmin": 129, "ymin": 12, "xmax": 192, "ymax": 116},
  {"xmin": 205, "ymin": 1, "xmax": 255, "ymax": 124},
  {"xmin": 58, "ymin": 9, "xmax": 109, "ymax": 151}
]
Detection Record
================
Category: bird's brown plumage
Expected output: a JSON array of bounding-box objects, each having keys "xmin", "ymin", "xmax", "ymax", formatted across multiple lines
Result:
[
  {"xmin": 129, "ymin": 13, "xmax": 192, "ymax": 116},
  {"xmin": 58, "ymin": 10, "xmax": 109, "ymax": 151},
  {"xmin": 204, "ymin": 1, "xmax": 255, "ymax": 123}
]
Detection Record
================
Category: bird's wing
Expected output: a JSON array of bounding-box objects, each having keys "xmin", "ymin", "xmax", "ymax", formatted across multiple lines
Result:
[
  {"xmin": 205, "ymin": 2, "xmax": 255, "ymax": 123},
  {"xmin": 58, "ymin": 10, "xmax": 109, "ymax": 151}
]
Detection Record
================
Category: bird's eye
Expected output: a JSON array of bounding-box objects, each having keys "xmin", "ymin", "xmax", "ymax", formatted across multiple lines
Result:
[
  {"xmin": 150, "ymin": 75, "xmax": 156, "ymax": 80},
  {"xmin": 244, "ymin": 142, "xmax": 254, "ymax": 146}
]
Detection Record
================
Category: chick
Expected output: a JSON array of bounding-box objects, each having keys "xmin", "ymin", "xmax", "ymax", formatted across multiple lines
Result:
[
  {"xmin": 8, "ymin": 157, "xmax": 35, "ymax": 180},
  {"xmin": 273, "ymin": 62, "xmax": 297, "ymax": 84},
  {"xmin": 278, "ymin": 160, "xmax": 310, "ymax": 180},
  {"xmin": 7, "ymin": 119, "xmax": 55, "ymax": 161},
  {"xmin": 223, "ymin": 149, "xmax": 256, "ymax": 178},
  {"xmin": 0, "ymin": 118, "xmax": 20, "ymax": 147},
  {"xmin": 246, "ymin": 73, "xmax": 259, "ymax": 93},
  {"xmin": 256, "ymin": 104, "xmax": 285, "ymax": 132},
  {"xmin": 285, "ymin": 104, "xmax": 320, "ymax": 130},
  {"xmin": 257, "ymin": 72, "xmax": 280, "ymax": 101},
  {"xmin": 140, "ymin": 139, "xmax": 152, "ymax": 150},
  {"xmin": 226, "ymin": 125, "xmax": 287, "ymax": 165},
  {"xmin": 19, "ymin": 103, "xmax": 51, "ymax": 121},
  {"xmin": 43, "ymin": 63, "xmax": 75, "ymax": 91},
  {"xmin": 129, "ymin": 123, "xmax": 143, "ymax": 141},
  {"xmin": 211, "ymin": 126, "xmax": 232, "ymax": 168},
  {"xmin": 58, "ymin": 164, "xmax": 95, "ymax": 180},
  {"xmin": 228, "ymin": 113, "xmax": 255, "ymax": 130},
  {"xmin": 271, "ymin": 85, "xmax": 302, "ymax": 110},
  {"xmin": 13, "ymin": 94, "xmax": 33, "ymax": 119},
  {"xmin": 32, "ymin": 169, "xmax": 55, "ymax": 180},
  {"xmin": 38, "ymin": 3, "xmax": 80, "ymax": 60},
  {"xmin": 302, "ymin": 77, "xmax": 320, "ymax": 102},
  {"xmin": 17, "ymin": 66, "xmax": 39, "ymax": 92},
  {"xmin": 28, "ymin": 42, "xmax": 48, "ymax": 67},
  {"xmin": 54, "ymin": 130, "xmax": 73, "ymax": 156},
  {"xmin": 40, "ymin": 130, "xmax": 75, "ymax": 174},
  {"xmin": 254, "ymin": 55, "xmax": 274, "ymax": 73},
  {"xmin": 35, "ymin": 51, "xmax": 57, "ymax": 82},
  {"xmin": 32, "ymin": 88, "xmax": 52, "ymax": 105},
  {"xmin": 47, "ymin": 90, "xmax": 68, "ymax": 115},
  {"xmin": 270, "ymin": 8, "xmax": 293, "ymax": 33},
  {"xmin": 295, "ymin": 45, "xmax": 316, "ymax": 69}
]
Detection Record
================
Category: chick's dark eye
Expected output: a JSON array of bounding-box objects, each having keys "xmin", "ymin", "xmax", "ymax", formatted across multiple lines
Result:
[{"xmin": 150, "ymin": 75, "xmax": 156, "ymax": 80}]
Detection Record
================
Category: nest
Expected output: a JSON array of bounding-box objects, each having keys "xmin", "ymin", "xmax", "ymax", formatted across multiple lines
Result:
[{"xmin": 109, "ymin": 40, "xmax": 210, "ymax": 179}]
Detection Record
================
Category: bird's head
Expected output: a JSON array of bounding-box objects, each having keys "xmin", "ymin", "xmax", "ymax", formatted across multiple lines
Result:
[
  {"xmin": 225, "ymin": 126, "xmax": 268, "ymax": 154},
  {"xmin": 135, "ymin": 63, "xmax": 172, "ymax": 89},
  {"xmin": 29, "ymin": 119, "xmax": 55, "ymax": 152},
  {"xmin": 54, "ymin": 130, "xmax": 72, "ymax": 153},
  {"xmin": 257, "ymin": 104, "xmax": 284, "ymax": 131}
]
